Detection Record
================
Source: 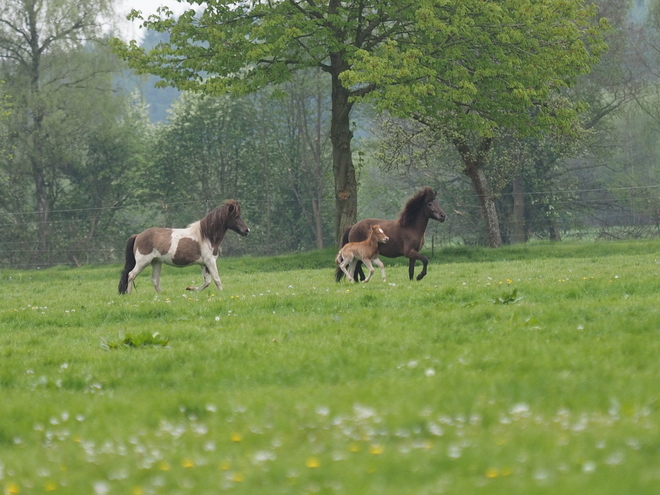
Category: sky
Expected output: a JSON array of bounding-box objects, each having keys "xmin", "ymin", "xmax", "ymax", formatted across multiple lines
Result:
[{"xmin": 116, "ymin": 0, "xmax": 192, "ymax": 42}]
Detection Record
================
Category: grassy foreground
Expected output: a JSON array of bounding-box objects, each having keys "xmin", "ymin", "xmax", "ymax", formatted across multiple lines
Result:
[{"xmin": 1, "ymin": 240, "xmax": 660, "ymax": 494}]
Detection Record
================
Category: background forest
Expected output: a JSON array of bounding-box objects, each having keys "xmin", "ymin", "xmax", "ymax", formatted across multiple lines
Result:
[{"xmin": 1, "ymin": 0, "xmax": 660, "ymax": 268}]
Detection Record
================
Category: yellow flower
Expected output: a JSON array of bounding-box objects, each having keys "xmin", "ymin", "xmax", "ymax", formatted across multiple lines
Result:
[
  {"xmin": 233, "ymin": 473, "xmax": 245, "ymax": 482},
  {"xmin": 369, "ymin": 445, "xmax": 384, "ymax": 455},
  {"xmin": 5, "ymin": 482, "xmax": 20, "ymax": 494},
  {"xmin": 220, "ymin": 460, "xmax": 231, "ymax": 471},
  {"xmin": 45, "ymin": 482, "xmax": 57, "ymax": 492},
  {"xmin": 158, "ymin": 461, "xmax": 170, "ymax": 471},
  {"xmin": 306, "ymin": 457, "xmax": 320, "ymax": 468},
  {"xmin": 132, "ymin": 487, "xmax": 145, "ymax": 495},
  {"xmin": 182, "ymin": 458, "xmax": 194, "ymax": 468},
  {"xmin": 230, "ymin": 432, "xmax": 242, "ymax": 442},
  {"xmin": 349, "ymin": 443, "xmax": 360, "ymax": 452},
  {"xmin": 485, "ymin": 467, "xmax": 499, "ymax": 479}
]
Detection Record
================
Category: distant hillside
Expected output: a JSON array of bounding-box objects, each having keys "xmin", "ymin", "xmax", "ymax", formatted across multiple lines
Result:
[{"xmin": 139, "ymin": 29, "xmax": 181, "ymax": 122}]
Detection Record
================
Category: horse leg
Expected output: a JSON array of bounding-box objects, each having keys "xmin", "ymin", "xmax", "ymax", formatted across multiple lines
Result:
[
  {"xmin": 126, "ymin": 256, "xmax": 151, "ymax": 294},
  {"xmin": 373, "ymin": 257, "xmax": 386, "ymax": 282},
  {"xmin": 407, "ymin": 251, "xmax": 429, "ymax": 281},
  {"xmin": 341, "ymin": 256, "xmax": 355, "ymax": 282},
  {"xmin": 151, "ymin": 260, "xmax": 163, "ymax": 292},
  {"xmin": 361, "ymin": 259, "xmax": 375, "ymax": 283},
  {"xmin": 187, "ymin": 265, "xmax": 214, "ymax": 291},
  {"xmin": 354, "ymin": 260, "xmax": 366, "ymax": 282},
  {"xmin": 204, "ymin": 260, "xmax": 223, "ymax": 291}
]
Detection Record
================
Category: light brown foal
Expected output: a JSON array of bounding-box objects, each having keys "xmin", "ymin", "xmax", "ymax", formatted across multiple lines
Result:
[{"xmin": 335, "ymin": 224, "xmax": 389, "ymax": 283}]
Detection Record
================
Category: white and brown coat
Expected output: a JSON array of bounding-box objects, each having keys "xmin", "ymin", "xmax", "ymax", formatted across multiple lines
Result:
[{"xmin": 118, "ymin": 200, "xmax": 249, "ymax": 294}]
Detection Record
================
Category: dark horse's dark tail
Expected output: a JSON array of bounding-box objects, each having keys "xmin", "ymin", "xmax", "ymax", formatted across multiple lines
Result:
[
  {"xmin": 118, "ymin": 235, "xmax": 137, "ymax": 295},
  {"xmin": 334, "ymin": 227, "xmax": 352, "ymax": 282}
]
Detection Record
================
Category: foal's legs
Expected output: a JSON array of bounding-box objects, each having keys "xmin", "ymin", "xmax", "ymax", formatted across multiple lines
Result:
[
  {"xmin": 373, "ymin": 256, "xmax": 386, "ymax": 282},
  {"xmin": 151, "ymin": 260, "xmax": 163, "ymax": 292},
  {"xmin": 361, "ymin": 259, "xmax": 375, "ymax": 283},
  {"xmin": 353, "ymin": 260, "xmax": 366, "ymax": 282},
  {"xmin": 340, "ymin": 256, "xmax": 356, "ymax": 282}
]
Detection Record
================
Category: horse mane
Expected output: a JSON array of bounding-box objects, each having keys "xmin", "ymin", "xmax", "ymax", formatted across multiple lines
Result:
[
  {"xmin": 397, "ymin": 187, "xmax": 435, "ymax": 227},
  {"xmin": 199, "ymin": 199, "xmax": 241, "ymax": 247}
]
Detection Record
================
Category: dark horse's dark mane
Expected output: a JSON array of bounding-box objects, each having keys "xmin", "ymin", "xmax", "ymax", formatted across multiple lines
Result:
[
  {"xmin": 397, "ymin": 187, "xmax": 436, "ymax": 227},
  {"xmin": 200, "ymin": 199, "xmax": 240, "ymax": 247}
]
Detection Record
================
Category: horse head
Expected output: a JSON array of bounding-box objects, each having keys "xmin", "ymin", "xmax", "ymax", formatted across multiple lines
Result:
[
  {"xmin": 224, "ymin": 200, "xmax": 250, "ymax": 236},
  {"xmin": 424, "ymin": 189, "xmax": 447, "ymax": 223},
  {"xmin": 398, "ymin": 187, "xmax": 446, "ymax": 227}
]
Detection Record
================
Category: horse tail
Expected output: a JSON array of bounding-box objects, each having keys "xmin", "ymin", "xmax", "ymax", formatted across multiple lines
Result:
[
  {"xmin": 334, "ymin": 226, "xmax": 352, "ymax": 282},
  {"xmin": 118, "ymin": 235, "xmax": 137, "ymax": 294}
]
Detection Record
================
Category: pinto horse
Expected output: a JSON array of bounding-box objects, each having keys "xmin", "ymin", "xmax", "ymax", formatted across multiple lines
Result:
[
  {"xmin": 118, "ymin": 200, "xmax": 249, "ymax": 294},
  {"xmin": 335, "ymin": 224, "xmax": 389, "ymax": 283},
  {"xmin": 335, "ymin": 187, "xmax": 446, "ymax": 282}
]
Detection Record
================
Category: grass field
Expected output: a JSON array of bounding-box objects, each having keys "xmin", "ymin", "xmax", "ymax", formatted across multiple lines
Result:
[{"xmin": 2, "ymin": 239, "xmax": 660, "ymax": 494}]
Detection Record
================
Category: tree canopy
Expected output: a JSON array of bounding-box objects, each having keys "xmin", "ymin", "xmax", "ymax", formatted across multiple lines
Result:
[
  {"xmin": 343, "ymin": 0, "xmax": 608, "ymax": 246},
  {"xmin": 113, "ymin": 0, "xmax": 608, "ymax": 247},
  {"xmin": 112, "ymin": 0, "xmax": 433, "ymax": 242}
]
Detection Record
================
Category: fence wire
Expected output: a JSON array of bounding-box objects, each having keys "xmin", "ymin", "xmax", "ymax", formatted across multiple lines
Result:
[{"xmin": 1, "ymin": 186, "xmax": 659, "ymax": 269}]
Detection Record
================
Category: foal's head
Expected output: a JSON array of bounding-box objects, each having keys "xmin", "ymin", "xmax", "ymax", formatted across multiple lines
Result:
[{"xmin": 371, "ymin": 225, "xmax": 389, "ymax": 244}]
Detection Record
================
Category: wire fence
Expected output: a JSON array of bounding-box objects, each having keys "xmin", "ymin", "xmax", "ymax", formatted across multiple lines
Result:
[{"xmin": 1, "ymin": 185, "xmax": 659, "ymax": 270}]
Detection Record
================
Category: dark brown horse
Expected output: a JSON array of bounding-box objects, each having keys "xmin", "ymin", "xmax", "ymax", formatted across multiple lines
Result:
[
  {"xmin": 118, "ymin": 200, "xmax": 249, "ymax": 294},
  {"xmin": 335, "ymin": 187, "xmax": 446, "ymax": 282}
]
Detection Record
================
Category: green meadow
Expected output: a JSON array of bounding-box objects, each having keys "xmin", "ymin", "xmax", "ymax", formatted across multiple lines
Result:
[{"xmin": 2, "ymin": 239, "xmax": 660, "ymax": 494}]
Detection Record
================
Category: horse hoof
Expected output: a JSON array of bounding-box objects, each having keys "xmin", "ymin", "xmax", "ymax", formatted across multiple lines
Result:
[{"xmin": 185, "ymin": 286, "xmax": 196, "ymax": 291}]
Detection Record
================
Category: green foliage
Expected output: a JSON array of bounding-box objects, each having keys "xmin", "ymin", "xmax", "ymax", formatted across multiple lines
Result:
[
  {"xmin": 145, "ymin": 71, "xmax": 334, "ymax": 254},
  {"xmin": 344, "ymin": 0, "xmax": 608, "ymax": 138},
  {"xmin": 2, "ymin": 240, "xmax": 660, "ymax": 492},
  {"xmin": 0, "ymin": 0, "xmax": 152, "ymax": 267},
  {"xmin": 112, "ymin": 1, "xmax": 417, "ymax": 96},
  {"xmin": 101, "ymin": 330, "xmax": 170, "ymax": 350},
  {"xmin": 345, "ymin": 0, "xmax": 610, "ymax": 247},
  {"xmin": 492, "ymin": 288, "xmax": 523, "ymax": 305}
]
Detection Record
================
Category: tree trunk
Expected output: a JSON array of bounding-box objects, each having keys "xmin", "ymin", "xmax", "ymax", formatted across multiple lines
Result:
[
  {"xmin": 26, "ymin": 1, "xmax": 50, "ymax": 263},
  {"xmin": 455, "ymin": 138, "xmax": 502, "ymax": 248},
  {"xmin": 329, "ymin": 54, "xmax": 357, "ymax": 246},
  {"xmin": 32, "ymin": 152, "xmax": 50, "ymax": 259},
  {"xmin": 510, "ymin": 177, "xmax": 526, "ymax": 244},
  {"xmin": 548, "ymin": 218, "xmax": 562, "ymax": 241},
  {"xmin": 311, "ymin": 195, "xmax": 324, "ymax": 249},
  {"xmin": 259, "ymin": 101, "xmax": 272, "ymax": 254}
]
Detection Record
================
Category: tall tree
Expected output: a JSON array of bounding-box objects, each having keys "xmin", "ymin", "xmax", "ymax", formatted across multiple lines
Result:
[
  {"xmin": 277, "ymin": 72, "xmax": 332, "ymax": 249},
  {"xmin": 111, "ymin": 0, "xmax": 425, "ymax": 243},
  {"xmin": 343, "ymin": 0, "xmax": 608, "ymax": 247},
  {"xmin": 0, "ymin": 0, "xmax": 115, "ymax": 261}
]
